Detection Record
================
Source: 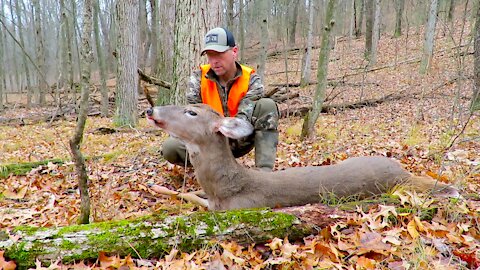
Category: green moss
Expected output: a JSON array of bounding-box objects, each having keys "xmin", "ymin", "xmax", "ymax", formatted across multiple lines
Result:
[
  {"xmin": 12, "ymin": 225, "xmax": 49, "ymax": 236},
  {"xmin": 0, "ymin": 159, "xmax": 64, "ymax": 179}
]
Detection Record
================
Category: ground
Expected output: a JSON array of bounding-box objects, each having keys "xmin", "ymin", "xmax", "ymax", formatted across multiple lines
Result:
[{"xmin": 0, "ymin": 22, "xmax": 479, "ymax": 269}]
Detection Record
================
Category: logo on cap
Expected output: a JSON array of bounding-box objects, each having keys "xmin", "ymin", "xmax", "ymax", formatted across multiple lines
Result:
[{"xmin": 205, "ymin": 34, "xmax": 219, "ymax": 44}]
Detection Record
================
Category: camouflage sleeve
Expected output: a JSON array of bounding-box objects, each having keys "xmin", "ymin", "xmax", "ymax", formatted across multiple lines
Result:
[
  {"xmin": 236, "ymin": 73, "xmax": 265, "ymax": 122},
  {"xmin": 186, "ymin": 70, "xmax": 203, "ymax": 104}
]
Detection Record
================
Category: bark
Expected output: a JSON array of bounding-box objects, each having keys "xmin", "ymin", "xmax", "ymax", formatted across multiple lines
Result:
[
  {"xmin": 227, "ymin": 0, "xmax": 234, "ymax": 31},
  {"xmin": 170, "ymin": 0, "xmax": 222, "ymax": 105},
  {"xmin": 257, "ymin": 0, "xmax": 269, "ymax": 81},
  {"xmin": 14, "ymin": 0, "xmax": 32, "ymax": 108},
  {"xmin": 419, "ymin": 0, "xmax": 438, "ymax": 74},
  {"xmin": 288, "ymin": 0, "xmax": 300, "ymax": 46},
  {"xmin": 93, "ymin": 0, "xmax": 109, "ymax": 117},
  {"xmin": 0, "ymin": 0, "xmax": 5, "ymax": 111},
  {"xmin": 115, "ymin": 0, "xmax": 139, "ymax": 126},
  {"xmin": 69, "ymin": 0, "xmax": 94, "ymax": 225},
  {"xmin": 300, "ymin": 0, "xmax": 314, "ymax": 87},
  {"xmin": 138, "ymin": 0, "xmax": 148, "ymax": 70},
  {"xmin": 0, "ymin": 205, "xmax": 343, "ymax": 269},
  {"xmin": 239, "ymin": 0, "xmax": 245, "ymax": 61},
  {"xmin": 447, "ymin": 0, "xmax": 455, "ymax": 22},
  {"xmin": 370, "ymin": 0, "xmax": 381, "ymax": 64},
  {"xmin": 472, "ymin": 2, "xmax": 480, "ymax": 111},
  {"xmin": 364, "ymin": 0, "xmax": 374, "ymax": 60},
  {"xmin": 394, "ymin": 0, "xmax": 405, "ymax": 37},
  {"xmin": 301, "ymin": 0, "xmax": 336, "ymax": 140},
  {"xmin": 7, "ymin": 0, "xmax": 21, "ymax": 97},
  {"xmin": 354, "ymin": 0, "xmax": 364, "ymax": 37},
  {"xmin": 149, "ymin": 0, "xmax": 158, "ymax": 76},
  {"xmin": 32, "ymin": 0, "xmax": 47, "ymax": 105}
]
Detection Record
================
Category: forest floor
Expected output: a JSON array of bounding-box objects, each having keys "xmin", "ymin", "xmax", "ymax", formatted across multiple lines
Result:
[{"xmin": 1, "ymin": 23, "xmax": 480, "ymax": 269}]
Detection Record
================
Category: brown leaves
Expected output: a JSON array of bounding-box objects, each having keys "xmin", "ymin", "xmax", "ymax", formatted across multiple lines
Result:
[{"xmin": 0, "ymin": 251, "xmax": 16, "ymax": 270}]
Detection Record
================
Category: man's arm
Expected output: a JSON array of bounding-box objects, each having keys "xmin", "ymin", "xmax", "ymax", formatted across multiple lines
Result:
[
  {"xmin": 236, "ymin": 73, "xmax": 265, "ymax": 122},
  {"xmin": 186, "ymin": 70, "xmax": 203, "ymax": 104}
]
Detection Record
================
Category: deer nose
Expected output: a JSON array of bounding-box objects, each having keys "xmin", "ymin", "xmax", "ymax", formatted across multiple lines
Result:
[{"xmin": 146, "ymin": 108, "xmax": 153, "ymax": 116}]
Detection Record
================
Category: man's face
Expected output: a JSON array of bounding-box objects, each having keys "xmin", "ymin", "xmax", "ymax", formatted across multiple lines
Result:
[{"xmin": 205, "ymin": 47, "xmax": 238, "ymax": 77}]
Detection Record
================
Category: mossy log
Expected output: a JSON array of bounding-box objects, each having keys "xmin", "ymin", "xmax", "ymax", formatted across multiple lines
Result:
[
  {"xmin": 0, "ymin": 159, "xmax": 64, "ymax": 179},
  {"xmin": 0, "ymin": 204, "xmax": 342, "ymax": 269}
]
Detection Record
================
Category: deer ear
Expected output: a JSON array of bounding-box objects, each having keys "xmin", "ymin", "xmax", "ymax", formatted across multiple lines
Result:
[{"xmin": 215, "ymin": 117, "xmax": 254, "ymax": 139}]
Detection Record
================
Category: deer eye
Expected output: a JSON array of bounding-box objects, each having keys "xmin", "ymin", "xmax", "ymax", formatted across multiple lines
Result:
[{"xmin": 185, "ymin": 110, "xmax": 197, "ymax": 116}]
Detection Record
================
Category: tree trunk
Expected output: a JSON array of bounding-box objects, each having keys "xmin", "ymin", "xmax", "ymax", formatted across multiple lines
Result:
[
  {"xmin": 32, "ymin": 0, "xmax": 47, "ymax": 106},
  {"xmin": 301, "ymin": 0, "xmax": 337, "ymax": 139},
  {"xmin": 227, "ymin": 0, "xmax": 234, "ymax": 31},
  {"xmin": 7, "ymin": 0, "xmax": 21, "ymax": 98},
  {"xmin": 170, "ymin": 0, "xmax": 222, "ymax": 105},
  {"xmin": 94, "ymin": 0, "xmax": 109, "ymax": 117},
  {"xmin": 14, "ymin": 0, "xmax": 33, "ymax": 108},
  {"xmin": 0, "ymin": 0, "xmax": 4, "ymax": 111},
  {"xmin": 138, "ymin": 0, "xmax": 148, "ymax": 70},
  {"xmin": 300, "ymin": 0, "xmax": 314, "ymax": 87},
  {"xmin": 364, "ymin": 0, "xmax": 374, "ymax": 60},
  {"xmin": 114, "ymin": 0, "xmax": 139, "ymax": 126},
  {"xmin": 354, "ymin": 0, "xmax": 364, "ymax": 37},
  {"xmin": 66, "ymin": 0, "xmax": 76, "ymax": 104},
  {"xmin": 447, "ymin": 0, "xmax": 455, "ymax": 22},
  {"xmin": 1, "ymin": 205, "xmax": 343, "ymax": 270},
  {"xmin": 394, "ymin": 0, "xmax": 405, "ymax": 37},
  {"xmin": 288, "ymin": 0, "xmax": 300, "ymax": 46},
  {"xmin": 419, "ymin": 0, "xmax": 438, "ymax": 74},
  {"xmin": 149, "ymin": 0, "xmax": 158, "ymax": 74},
  {"xmin": 370, "ymin": 0, "xmax": 381, "ymax": 64},
  {"xmin": 472, "ymin": 1, "xmax": 480, "ymax": 111},
  {"xmin": 257, "ymin": 0, "xmax": 270, "ymax": 81},
  {"xmin": 239, "ymin": 0, "xmax": 245, "ymax": 62},
  {"xmin": 69, "ymin": 0, "xmax": 94, "ymax": 225}
]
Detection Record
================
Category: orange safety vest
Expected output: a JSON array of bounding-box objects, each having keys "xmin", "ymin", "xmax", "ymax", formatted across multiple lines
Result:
[{"xmin": 200, "ymin": 64, "xmax": 254, "ymax": 117}]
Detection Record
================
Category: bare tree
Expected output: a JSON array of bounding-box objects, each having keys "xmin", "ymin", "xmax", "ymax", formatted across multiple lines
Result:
[
  {"xmin": 419, "ymin": 0, "xmax": 439, "ymax": 74},
  {"xmin": 170, "ymin": 0, "xmax": 222, "ymax": 105},
  {"xmin": 394, "ymin": 0, "xmax": 405, "ymax": 37},
  {"xmin": 0, "ymin": 0, "xmax": 4, "ymax": 111},
  {"xmin": 94, "ymin": 0, "xmax": 109, "ymax": 116},
  {"xmin": 69, "ymin": 0, "xmax": 94, "ymax": 225},
  {"xmin": 370, "ymin": 0, "xmax": 381, "ymax": 64},
  {"xmin": 239, "ymin": 0, "xmax": 245, "ymax": 62},
  {"xmin": 354, "ymin": 0, "xmax": 364, "ymax": 37},
  {"xmin": 288, "ymin": 0, "xmax": 300, "ymax": 46},
  {"xmin": 473, "ymin": 1, "xmax": 480, "ymax": 111},
  {"xmin": 301, "ymin": 0, "xmax": 337, "ymax": 139},
  {"xmin": 300, "ymin": 0, "xmax": 314, "ymax": 87},
  {"xmin": 227, "ymin": 0, "xmax": 234, "ymax": 31},
  {"xmin": 364, "ymin": 0, "xmax": 374, "ymax": 59},
  {"xmin": 32, "ymin": 0, "xmax": 47, "ymax": 105},
  {"xmin": 257, "ymin": 0, "xmax": 270, "ymax": 81},
  {"xmin": 14, "ymin": 0, "xmax": 33, "ymax": 107},
  {"xmin": 115, "ymin": 0, "xmax": 140, "ymax": 126}
]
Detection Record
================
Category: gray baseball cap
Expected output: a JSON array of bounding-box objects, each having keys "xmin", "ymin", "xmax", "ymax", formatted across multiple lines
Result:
[{"xmin": 201, "ymin": 27, "xmax": 236, "ymax": 55}]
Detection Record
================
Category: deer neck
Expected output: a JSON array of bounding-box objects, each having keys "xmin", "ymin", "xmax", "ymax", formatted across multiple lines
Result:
[{"xmin": 185, "ymin": 134, "xmax": 246, "ymax": 196}]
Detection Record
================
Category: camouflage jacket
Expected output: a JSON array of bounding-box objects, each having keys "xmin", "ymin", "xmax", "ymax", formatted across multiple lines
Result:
[{"xmin": 187, "ymin": 62, "xmax": 264, "ymax": 122}]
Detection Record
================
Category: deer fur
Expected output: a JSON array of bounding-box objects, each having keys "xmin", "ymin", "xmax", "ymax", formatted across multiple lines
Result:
[{"xmin": 146, "ymin": 104, "xmax": 459, "ymax": 210}]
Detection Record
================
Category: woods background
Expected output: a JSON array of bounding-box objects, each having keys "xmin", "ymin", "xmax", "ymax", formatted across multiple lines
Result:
[{"xmin": 0, "ymin": 0, "xmax": 478, "ymax": 118}]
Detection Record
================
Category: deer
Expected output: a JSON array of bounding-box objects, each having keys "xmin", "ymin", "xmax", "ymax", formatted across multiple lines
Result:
[{"xmin": 145, "ymin": 104, "xmax": 460, "ymax": 211}]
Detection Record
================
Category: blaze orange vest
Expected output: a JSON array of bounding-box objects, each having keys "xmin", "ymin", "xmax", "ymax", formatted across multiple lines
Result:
[{"xmin": 200, "ymin": 64, "xmax": 254, "ymax": 117}]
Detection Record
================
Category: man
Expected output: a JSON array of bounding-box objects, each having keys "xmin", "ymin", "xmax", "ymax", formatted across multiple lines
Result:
[{"xmin": 161, "ymin": 27, "xmax": 279, "ymax": 171}]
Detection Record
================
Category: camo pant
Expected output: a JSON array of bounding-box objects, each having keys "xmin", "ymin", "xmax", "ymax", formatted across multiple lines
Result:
[{"xmin": 161, "ymin": 98, "xmax": 279, "ymax": 166}]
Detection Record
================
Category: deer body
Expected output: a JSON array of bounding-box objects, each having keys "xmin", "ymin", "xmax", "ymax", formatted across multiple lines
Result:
[{"xmin": 146, "ymin": 104, "xmax": 459, "ymax": 210}]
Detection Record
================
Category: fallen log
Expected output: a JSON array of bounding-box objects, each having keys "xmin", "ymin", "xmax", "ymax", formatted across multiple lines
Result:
[
  {"xmin": 280, "ymin": 92, "xmax": 410, "ymax": 117},
  {"xmin": 0, "ymin": 204, "xmax": 344, "ymax": 269}
]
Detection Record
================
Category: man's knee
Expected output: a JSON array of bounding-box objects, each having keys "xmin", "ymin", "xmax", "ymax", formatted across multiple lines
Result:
[
  {"xmin": 253, "ymin": 98, "xmax": 279, "ymax": 130},
  {"xmin": 254, "ymin": 98, "xmax": 278, "ymax": 115},
  {"xmin": 161, "ymin": 137, "xmax": 187, "ymax": 165}
]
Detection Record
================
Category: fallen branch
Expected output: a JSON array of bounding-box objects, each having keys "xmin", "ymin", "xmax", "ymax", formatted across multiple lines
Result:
[{"xmin": 137, "ymin": 69, "xmax": 171, "ymax": 89}]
